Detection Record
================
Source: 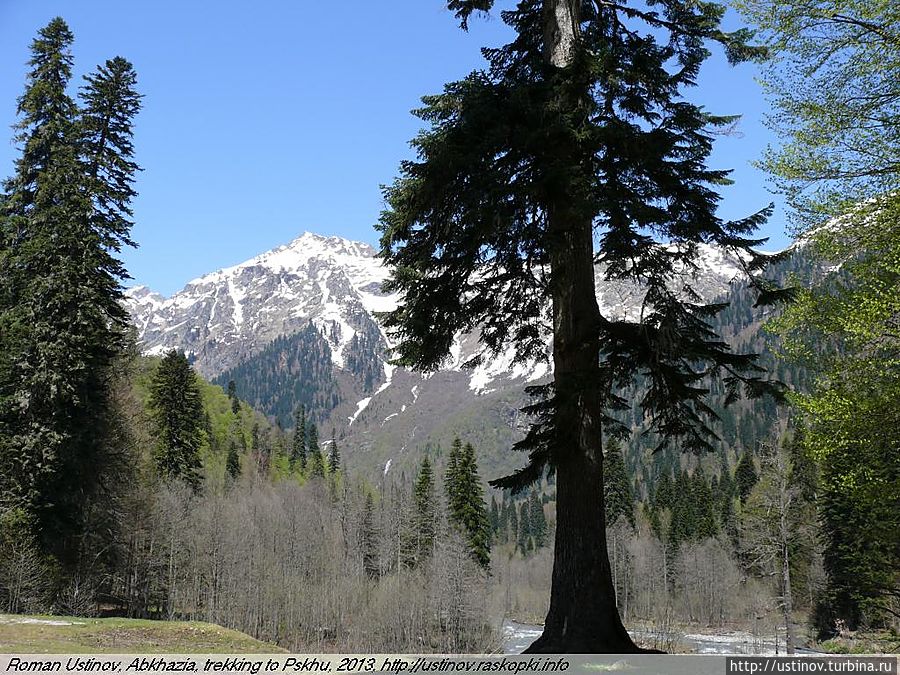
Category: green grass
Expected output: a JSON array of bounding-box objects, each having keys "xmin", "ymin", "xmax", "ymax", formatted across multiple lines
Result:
[{"xmin": 0, "ymin": 614, "xmax": 284, "ymax": 653}]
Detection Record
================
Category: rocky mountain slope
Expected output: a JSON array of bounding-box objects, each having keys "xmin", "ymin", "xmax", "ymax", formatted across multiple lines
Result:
[{"xmin": 124, "ymin": 231, "xmax": 780, "ymax": 479}]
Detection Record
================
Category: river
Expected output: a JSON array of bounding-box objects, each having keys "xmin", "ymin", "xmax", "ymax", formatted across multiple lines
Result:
[{"xmin": 501, "ymin": 620, "xmax": 793, "ymax": 655}]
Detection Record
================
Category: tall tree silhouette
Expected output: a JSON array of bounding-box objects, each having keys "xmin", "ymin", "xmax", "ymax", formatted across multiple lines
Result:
[{"xmin": 379, "ymin": 0, "xmax": 781, "ymax": 652}]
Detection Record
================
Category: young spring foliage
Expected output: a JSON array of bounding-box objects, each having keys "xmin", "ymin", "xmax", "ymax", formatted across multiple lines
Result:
[{"xmin": 737, "ymin": 0, "xmax": 900, "ymax": 632}]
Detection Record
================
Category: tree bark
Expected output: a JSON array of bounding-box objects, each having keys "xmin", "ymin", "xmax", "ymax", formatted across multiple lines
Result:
[
  {"xmin": 779, "ymin": 470, "xmax": 795, "ymax": 655},
  {"xmin": 524, "ymin": 0, "xmax": 647, "ymax": 654},
  {"xmin": 525, "ymin": 206, "xmax": 642, "ymax": 653}
]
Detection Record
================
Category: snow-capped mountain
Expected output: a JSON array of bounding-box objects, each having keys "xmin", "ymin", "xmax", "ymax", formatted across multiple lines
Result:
[
  {"xmin": 126, "ymin": 231, "xmax": 748, "ymax": 385},
  {"xmin": 124, "ymin": 232, "xmax": 398, "ymax": 377},
  {"xmin": 125, "ymin": 231, "xmax": 766, "ymax": 477}
]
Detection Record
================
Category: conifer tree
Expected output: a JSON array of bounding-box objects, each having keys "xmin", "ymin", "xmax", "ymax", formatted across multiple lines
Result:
[
  {"xmin": 307, "ymin": 422, "xmax": 325, "ymax": 478},
  {"xmin": 653, "ymin": 472, "xmax": 674, "ymax": 511},
  {"xmin": 489, "ymin": 495, "xmax": 500, "ymax": 538},
  {"xmin": 0, "ymin": 19, "xmax": 141, "ymax": 565},
  {"xmin": 328, "ymin": 428, "xmax": 341, "ymax": 474},
  {"xmin": 148, "ymin": 350, "xmax": 204, "ymax": 490},
  {"xmin": 444, "ymin": 440, "xmax": 491, "ymax": 569},
  {"xmin": 412, "ymin": 457, "xmax": 437, "ymax": 566},
  {"xmin": 379, "ymin": 0, "xmax": 780, "ymax": 652},
  {"xmin": 361, "ymin": 492, "xmax": 380, "ymax": 579},
  {"xmin": 508, "ymin": 500, "xmax": 519, "ymax": 547},
  {"xmin": 227, "ymin": 380, "xmax": 240, "ymax": 415},
  {"xmin": 291, "ymin": 405, "xmax": 307, "ymax": 470},
  {"xmin": 517, "ymin": 500, "xmax": 532, "ymax": 556},
  {"xmin": 735, "ymin": 451, "xmax": 759, "ymax": 504},
  {"xmin": 692, "ymin": 466, "xmax": 718, "ymax": 539},
  {"xmin": 668, "ymin": 470, "xmax": 694, "ymax": 549},
  {"xmin": 226, "ymin": 439, "xmax": 241, "ymax": 481},
  {"xmin": 529, "ymin": 492, "xmax": 548, "ymax": 549},
  {"xmin": 444, "ymin": 437, "xmax": 463, "ymax": 516},
  {"xmin": 498, "ymin": 498, "xmax": 510, "ymax": 544},
  {"xmin": 603, "ymin": 439, "xmax": 635, "ymax": 528}
]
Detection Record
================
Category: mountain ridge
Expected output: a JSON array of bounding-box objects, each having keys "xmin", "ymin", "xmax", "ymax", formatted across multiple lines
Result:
[{"xmin": 124, "ymin": 229, "xmax": 793, "ymax": 480}]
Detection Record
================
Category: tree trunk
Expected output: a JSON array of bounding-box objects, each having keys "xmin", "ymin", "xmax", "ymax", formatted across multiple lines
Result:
[
  {"xmin": 525, "ymin": 207, "xmax": 642, "ymax": 653},
  {"xmin": 779, "ymin": 477, "xmax": 795, "ymax": 655},
  {"xmin": 524, "ymin": 0, "xmax": 647, "ymax": 655}
]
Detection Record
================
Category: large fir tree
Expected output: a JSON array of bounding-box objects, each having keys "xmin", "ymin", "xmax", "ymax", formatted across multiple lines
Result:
[
  {"xmin": 411, "ymin": 456, "xmax": 437, "ymax": 566},
  {"xmin": 603, "ymin": 439, "xmax": 634, "ymax": 528},
  {"xmin": 444, "ymin": 440, "xmax": 491, "ymax": 569},
  {"xmin": 148, "ymin": 350, "xmax": 204, "ymax": 491},
  {"xmin": 379, "ymin": 0, "xmax": 781, "ymax": 651},
  {"xmin": 0, "ymin": 19, "xmax": 141, "ymax": 566}
]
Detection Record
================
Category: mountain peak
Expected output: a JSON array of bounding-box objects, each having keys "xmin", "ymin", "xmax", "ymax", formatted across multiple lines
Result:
[{"xmin": 124, "ymin": 229, "xmax": 394, "ymax": 377}]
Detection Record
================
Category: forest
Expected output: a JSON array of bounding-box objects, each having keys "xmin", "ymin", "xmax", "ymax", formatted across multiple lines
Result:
[{"xmin": 1, "ymin": 0, "xmax": 898, "ymax": 656}]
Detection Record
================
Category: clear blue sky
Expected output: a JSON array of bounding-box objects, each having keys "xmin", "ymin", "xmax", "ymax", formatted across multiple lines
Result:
[{"xmin": 1, "ymin": 0, "xmax": 789, "ymax": 297}]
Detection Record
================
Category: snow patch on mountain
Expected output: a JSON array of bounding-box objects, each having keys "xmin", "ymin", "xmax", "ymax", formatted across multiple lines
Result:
[
  {"xmin": 125, "ymin": 231, "xmax": 765, "ymax": 412},
  {"xmin": 124, "ymin": 232, "xmax": 400, "ymax": 377}
]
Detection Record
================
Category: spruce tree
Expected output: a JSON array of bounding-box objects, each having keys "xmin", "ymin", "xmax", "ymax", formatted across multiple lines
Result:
[
  {"xmin": 517, "ymin": 500, "xmax": 532, "ymax": 556},
  {"xmin": 445, "ymin": 439, "xmax": 491, "ymax": 568},
  {"xmin": 226, "ymin": 439, "xmax": 241, "ymax": 481},
  {"xmin": 489, "ymin": 495, "xmax": 500, "ymax": 538},
  {"xmin": 378, "ymin": 0, "xmax": 781, "ymax": 653},
  {"xmin": 508, "ymin": 499, "xmax": 519, "ymax": 546},
  {"xmin": 412, "ymin": 456, "xmax": 437, "ymax": 565},
  {"xmin": 498, "ymin": 497, "xmax": 510, "ymax": 543},
  {"xmin": 529, "ymin": 492, "xmax": 548, "ymax": 549},
  {"xmin": 0, "ymin": 19, "xmax": 141, "ymax": 565},
  {"xmin": 307, "ymin": 422, "xmax": 325, "ymax": 478},
  {"xmin": 653, "ymin": 472, "xmax": 674, "ymax": 511},
  {"xmin": 361, "ymin": 492, "xmax": 380, "ymax": 579},
  {"xmin": 149, "ymin": 350, "xmax": 204, "ymax": 491},
  {"xmin": 227, "ymin": 380, "xmax": 240, "ymax": 415},
  {"xmin": 692, "ymin": 466, "xmax": 718, "ymax": 539},
  {"xmin": 444, "ymin": 437, "xmax": 464, "ymax": 517},
  {"xmin": 328, "ymin": 428, "xmax": 341, "ymax": 474},
  {"xmin": 603, "ymin": 439, "xmax": 634, "ymax": 528},
  {"xmin": 735, "ymin": 451, "xmax": 759, "ymax": 504},
  {"xmin": 291, "ymin": 405, "xmax": 307, "ymax": 470}
]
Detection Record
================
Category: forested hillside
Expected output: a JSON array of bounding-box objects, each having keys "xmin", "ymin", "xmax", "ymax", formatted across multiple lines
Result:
[{"xmin": 1, "ymin": 1, "xmax": 897, "ymax": 658}]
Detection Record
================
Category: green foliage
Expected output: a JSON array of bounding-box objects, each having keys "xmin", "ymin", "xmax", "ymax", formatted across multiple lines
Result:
[
  {"xmin": 213, "ymin": 322, "xmax": 340, "ymax": 428},
  {"xmin": 291, "ymin": 405, "xmax": 307, "ymax": 471},
  {"xmin": 378, "ymin": 0, "xmax": 784, "ymax": 498},
  {"xmin": 328, "ymin": 430, "xmax": 341, "ymax": 474},
  {"xmin": 227, "ymin": 380, "xmax": 240, "ymax": 415},
  {"xmin": 528, "ymin": 491, "xmax": 548, "ymax": 550},
  {"xmin": 306, "ymin": 423, "xmax": 325, "ymax": 479},
  {"xmin": 148, "ymin": 351, "xmax": 204, "ymax": 490},
  {"xmin": 361, "ymin": 493, "xmax": 379, "ymax": 579},
  {"xmin": 0, "ymin": 18, "xmax": 141, "ymax": 567},
  {"xmin": 410, "ymin": 457, "xmax": 437, "ymax": 566},
  {"xmin": 603, "ymin": 439, "xmax": 634, "ymax": 528},
  {"xmin": 736, "ymin": 0, "xmax": 900, "ymax": 631},
  {"xmin": 735, "ymin": 451, "xmax": 759, "ymax": 504},
  {"xmin": 444, "ymin": 439, "xmax": 491, "ymax": 569},
  {"xmin": 226, "ymin": 440, "xmax": 241, "ymax": 481},
  {"xmin": 733, "ymin": 0, "xmax": 900, "ymax": 226}
]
